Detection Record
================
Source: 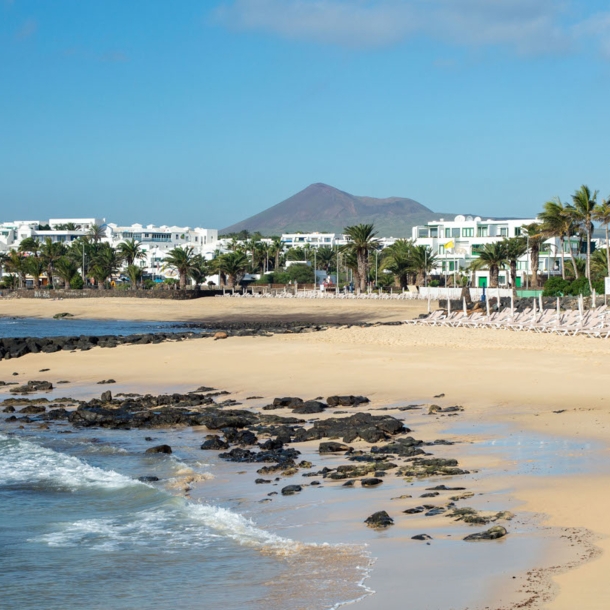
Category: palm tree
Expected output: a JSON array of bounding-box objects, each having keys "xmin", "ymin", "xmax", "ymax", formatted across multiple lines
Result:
[
  {"xmin": 268, "ymin": 237, "xmax": 284, "ymax": 271},
  {"xmin": 469, "ymin": 242, "xmax": 507, "ymax": 288},
  {"xmin": 88, "ymin": 224, "xmax": 106, "ymax": 244},
  {"xmin": 285, "ymin": 247, "xmax": 308, "ymax": 262},
  {"xmin": 89, "ymin": 244, "xmax": 122, "ymax": 287},
  {"xmin": 126, "ymin": 264, "xmax": 143, "ymax": 289},
  {"xmin": 217, "ymin": 251, "xmax": 249, "ymax": 288},
  {"xmin": 539, "ymin": 197, "xmax": 577, "ymax": 280},
  {"xmin": 24, "ymin": 256, "xmax": 45, "ymax": 288},
  {"xmin": 315, "ymin": 246, "xmax": 336, "ymax": 273},
  {"xmin": 162, "ymin": 246, "xmax": 199, "ymax": 290},
  {"xmin": 54, "ymin": 257, "xmax": 80, "ymax": 288},
  {"xmin": 18, "ymin": 237, "xmax": 40, "ymax": 255},
  {"xmin": 40, "ymin": 239, "xmax": 67, "ymax": 288},
  {"xmin": 381, "ymin": 240, "xmax": 413, "ymax": 289},
  {"xmin": 570, "ymin": 185, "xmax": 598, "ymax": 293},
  {"xmin": 503, "ymin": 237, "xmax": 527, "ymax": 294},
  {"xmin": 593, "ymin": 197, "xmax": 610, "ymax": 278},
  {"xmin": 522, "ymin": 222, "xmax": 545, "ymax": 289},
  {"xmin": 188, "ymin": 255, "xmax": 208, "ymax": 287},
  {"xmin": 343, "ymin": 224, "xmax": 380, "ymax": 293},
  {"xmin": 410, "ymin": 244, "xmax": 437, "ymax": 286},
  {"xmin": 210, "ymin": 252, "xmax": 250, "ymax": 288},
  {"xmin": 4, "ymin": 251, "xmax": 27, "ymax": 287},
  {"xmin": 117, "ymin": 239, "xmax": 145, "ymax": 266},
  {"xmin": 592, "ymin": 248, "xmax": 608, "ymax": 280}
]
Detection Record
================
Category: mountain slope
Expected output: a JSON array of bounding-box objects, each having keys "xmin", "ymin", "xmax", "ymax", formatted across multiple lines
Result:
[{"xmin": 221, "ymin": 183, "xmax": 452, "ymax": 237}]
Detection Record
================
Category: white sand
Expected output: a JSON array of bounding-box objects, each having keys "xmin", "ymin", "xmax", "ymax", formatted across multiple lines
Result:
[{"xmin": 1, "ymin": 300, "xmax": 609, "ymax": 608}]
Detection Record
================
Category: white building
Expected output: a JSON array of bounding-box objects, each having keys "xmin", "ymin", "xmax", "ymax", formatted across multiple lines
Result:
[
  {"xmin": 0, "ymin": 218, "xmax": 219, "ymax": 284},
  {"xmin": 412, "ymin": 215, "xmax": 582, "ymax": 288},
  {"xmin": 281, "ymin": 232, "xmax": 344, "ymax": 248},
  {"xmin": 0, "ymin": 219, "xmax": 102, "ymax": 252},
  {"xmin": 105, "ymin": 223, "xmax": 218, "ymax": 279}
]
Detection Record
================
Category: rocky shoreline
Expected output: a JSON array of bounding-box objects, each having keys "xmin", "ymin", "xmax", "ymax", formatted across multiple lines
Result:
[
  {"xmin": 0, "ymin": 382, "xmax": 512, "ymax": 540},
  {"xmin": 0, "ymin": 320, "xmax": 406, "ymax": 361}
]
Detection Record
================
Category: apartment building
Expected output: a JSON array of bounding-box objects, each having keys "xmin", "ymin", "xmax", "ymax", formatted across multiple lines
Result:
[
  {"xmin": 412, "ymin": 215, "xmax": 582, "ymax": 287},
  {"xmin": 280, "ymin": 232, "xmax": 345, "ymax": 248}
]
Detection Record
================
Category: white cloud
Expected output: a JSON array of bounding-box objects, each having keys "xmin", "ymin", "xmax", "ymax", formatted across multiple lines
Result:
[{"xmin": 213, "ymin": 0, "xmax": 599, "ymax": 56}]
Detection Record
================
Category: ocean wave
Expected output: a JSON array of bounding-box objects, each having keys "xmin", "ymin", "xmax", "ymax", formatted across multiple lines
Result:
[
  {"xmin": 0, "ymin": 433, "xmax": 144, "ymax": 492},
  {"xmin": 30, "ymin": 499, "xmax": 297, "ymax": 554}
]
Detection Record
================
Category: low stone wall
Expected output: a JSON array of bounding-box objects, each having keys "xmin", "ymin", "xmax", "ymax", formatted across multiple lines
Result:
[{"xmin": 0, "ymin": 288, "xmax": 226, "ymax": 300}]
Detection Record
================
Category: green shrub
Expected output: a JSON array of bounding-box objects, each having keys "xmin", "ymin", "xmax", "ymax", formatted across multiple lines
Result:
[
  {"xmin": 143, "ymin": 279, "xmax": 156, "ymax": 289},
  {"xmin": 544, "ymin": 276, "xmax": 605, "ymax": 297},
  {"xmin": 542, "ymin": 277, "xmax": 570, "ymax": 296},
  {"xmin": 286, "ymin": 264, "xmax": 314, "ymax": 283},
  {"xmin": 429, "ymin": 279, "xmax": 440, "ymax": 287},
  {"xmin": 69, "ymin": 275, "xmax": 84, "ymax": 290}
]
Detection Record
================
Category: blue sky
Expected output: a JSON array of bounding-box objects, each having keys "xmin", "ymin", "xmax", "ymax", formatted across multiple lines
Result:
[{"xmin": 2, "ymin": 0, "xmax": 610, "ymax": 229}]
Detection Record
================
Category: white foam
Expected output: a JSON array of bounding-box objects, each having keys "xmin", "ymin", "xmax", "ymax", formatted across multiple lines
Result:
[
  {"xmin": 187, "ymin": 503, "xmax": 298, "ymax": 553},
  {"xmin": 0, "ymin": 433, "xmax": 143, "ymax": 491}
]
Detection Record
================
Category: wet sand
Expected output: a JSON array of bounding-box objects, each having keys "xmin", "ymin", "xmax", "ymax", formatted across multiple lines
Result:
[{"xmin": 2, "ymin": 316, "xmax": 610, "ymax": 608}]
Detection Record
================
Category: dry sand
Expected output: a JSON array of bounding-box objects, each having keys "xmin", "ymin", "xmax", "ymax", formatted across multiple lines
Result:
[
  {"xmin": 2, "ymin": 301, "xmax": 610, "ymax": 608},
  {"xmin": 0, "ymin": 295, "xmax": 431, "ymax": 324}
]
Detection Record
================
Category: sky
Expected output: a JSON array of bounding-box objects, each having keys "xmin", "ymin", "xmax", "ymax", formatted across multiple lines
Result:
[{"xmin": 2, "ymin": 0, "xmax": 610, "ymax": 229}]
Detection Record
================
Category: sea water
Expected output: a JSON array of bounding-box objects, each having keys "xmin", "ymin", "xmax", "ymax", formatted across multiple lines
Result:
[
  {"xmin": 0, "ymin": 316, "xmax": 196, "ymax": 339},
  {"xmin": 0, "ymin": 427, "xmax": 370, "ymax": 610}
]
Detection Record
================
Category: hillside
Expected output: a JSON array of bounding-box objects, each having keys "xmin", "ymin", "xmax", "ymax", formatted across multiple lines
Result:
[{"xmin": 220, "ymin": 183, "xmax": 454, "ymax": 238}]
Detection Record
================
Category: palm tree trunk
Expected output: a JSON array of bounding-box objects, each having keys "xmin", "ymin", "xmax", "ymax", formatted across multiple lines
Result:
[
  {"xmin": 490, "ymin": 265, "xmax": 498, "ymax": 288},
  {"xmin": 531, "ymin": 247, "xmax": 540, "ymax": 288},
  {"xmin": 568, "ymin": 240, "xmax": 579, "ymax": 279},
  {"xmin": 357, "ymin": 252, "xmax": 366, "ymax": 293},
  {"xmin": 510, "ymin": 261, "xmax": 517, "ymax": 296},
  {"xmin": 560, "ymin": 237, "xmax": 566, "ymax": 280},
  {"xmin": 180, "ymin": 272, "xmax": 186, "ymax": 290}
]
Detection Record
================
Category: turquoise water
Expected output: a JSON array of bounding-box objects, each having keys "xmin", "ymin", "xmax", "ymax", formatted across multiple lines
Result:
[
  {"xmin": 0, "ymin": 429, "xmax": 368, "ymax": 610},
  {"xmin": 0, "ymin": 317, "xmax": 196, "ymax": 338}
]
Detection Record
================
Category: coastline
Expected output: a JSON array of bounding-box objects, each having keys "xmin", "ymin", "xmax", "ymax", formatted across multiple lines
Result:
[{"xmin": 2, "ymin": 300, "xmax": 610, "ymax": 608}]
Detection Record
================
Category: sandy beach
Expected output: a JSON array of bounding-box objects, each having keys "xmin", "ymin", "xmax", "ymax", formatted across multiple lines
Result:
[
  {"xmin": 0, "ymin": 295, "xmax": 431, "ymax": 325},
  {"xmin": 2, "ymin": 297, "xmax": 610, "ymax": 608}
]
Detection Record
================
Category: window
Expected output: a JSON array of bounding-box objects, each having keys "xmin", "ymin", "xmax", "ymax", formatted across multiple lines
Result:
[
  {"xmin": 445, "ymin": 228, "xmax": 451, "ymax": 238},
  {"xmin": 430, "ymin": 227, "xmax": 438, "ymax": 238},
  {"xmin": 477, "ymin": 226, "xmax": 488, "ymax": 237},
  {"xmin": 462, "ymin": 228, "xmax": 474, "ymax": 237},
  {"xmin": 499, "ymin": 227, "xmax": 508, "ymax": 237},
  {"xmin": 438, "ymin": 245, "xmax": 445, "ymax": 254},
  {"xmin": 514, "ymin": 227, "xmax": 522, "ymax": 236},
  {"xmin": 418, "ymin": 228, "xmax": 429, "ymax": 238},
  {"xmin": 452, "ymin": 228, "xmax": 460, "ymax": 238},
  {"xmin": 471, "ymin": 244, "xmax": 483, "ymax": 255}
]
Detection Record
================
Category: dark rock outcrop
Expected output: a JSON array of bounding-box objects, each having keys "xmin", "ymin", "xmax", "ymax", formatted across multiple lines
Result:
[
  {"xmin": 365, "ymin": 511, "xmax": 394, "ymax": 529},
  {"xmin": 327, "ymin": 395, "xmax": 370, "ymax": 407},
  {"xmin": 281, "ymin": 485, "xmax": 302, "ymax": 496},
  {"xmin": 464, "ymin": 526, "xmax": 508, "ymax": 541},
  {"xmin": 145, "ymin": 444, "xmax": 172, "ymax": 454}
]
